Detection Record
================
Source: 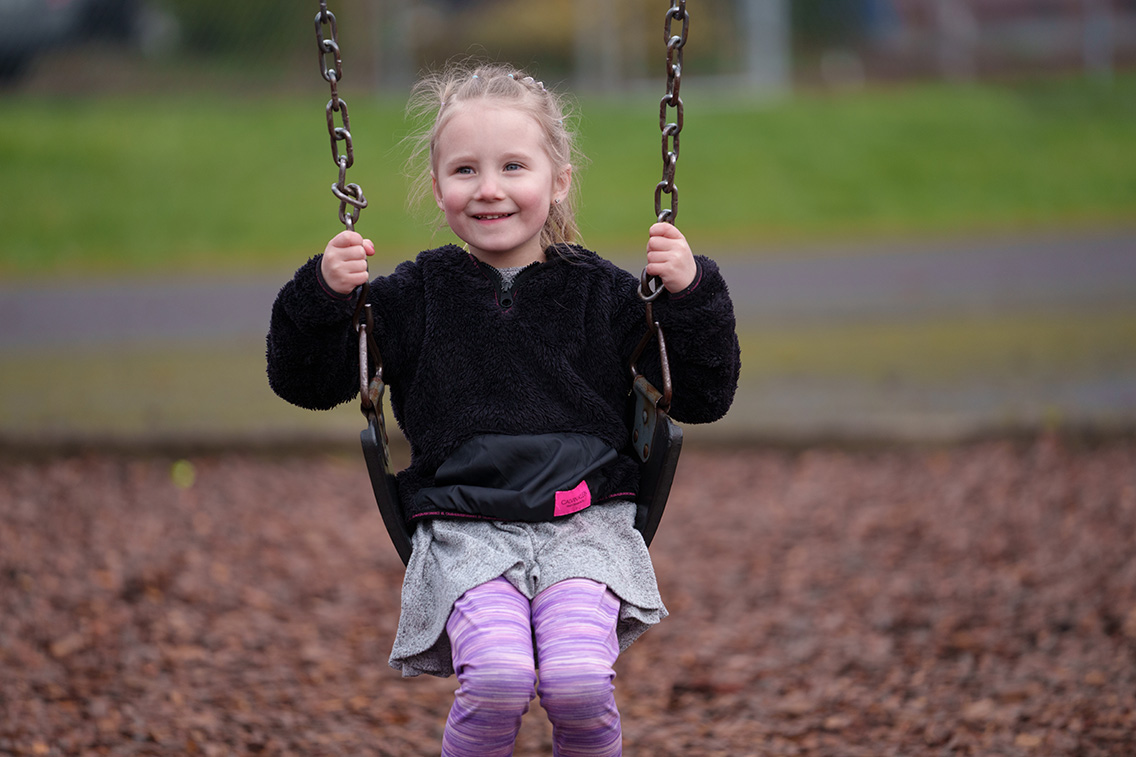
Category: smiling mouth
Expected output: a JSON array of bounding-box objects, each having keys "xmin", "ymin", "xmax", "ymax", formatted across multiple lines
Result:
[{"xmin": 473, "ymin": 213, "xmax": 514, "ymax": 221}]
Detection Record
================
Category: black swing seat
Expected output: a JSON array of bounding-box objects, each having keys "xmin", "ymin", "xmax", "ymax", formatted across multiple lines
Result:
[
  {"xmin": 360, "ymin": 410, "xmax": 413, "ymax": 566},
  {"xmin": 627, "ymin": 374, "xmax": 683, "ymax": 548},
  {"xmin": 360, "ymin": 374, "xmax": 682, "ymax": 567}
]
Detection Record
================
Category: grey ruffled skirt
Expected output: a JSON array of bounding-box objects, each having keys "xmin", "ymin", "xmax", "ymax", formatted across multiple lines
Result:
[{"xmin": 389, "ymin": 500, "xmax": 668, "ymax": 678}]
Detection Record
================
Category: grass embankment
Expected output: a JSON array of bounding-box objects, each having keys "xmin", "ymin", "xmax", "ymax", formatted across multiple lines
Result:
[{"xmin": 0, "ymin": 74, "xmax": 1133, "ymax": 278}]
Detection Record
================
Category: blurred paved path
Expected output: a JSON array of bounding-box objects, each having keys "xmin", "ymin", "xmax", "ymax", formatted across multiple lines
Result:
[
  {"xmin": 2, "ymin": 229, "xmax": 1134, "ymax": 347},
  {"xmin": 718, "ymin": 230, "xmax": 1136, "ymax": 324}
]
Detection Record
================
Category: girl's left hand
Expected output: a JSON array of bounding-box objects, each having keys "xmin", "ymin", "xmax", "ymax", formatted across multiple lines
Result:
[{"xmin": 645, "ymin": 222, "xmax": 698, "ymax": 293}]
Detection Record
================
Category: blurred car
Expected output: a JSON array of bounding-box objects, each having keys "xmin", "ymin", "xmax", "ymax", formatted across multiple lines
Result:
[{"xmin": 0, "ymin": 0, "xmax": 139, "ymax": 82}]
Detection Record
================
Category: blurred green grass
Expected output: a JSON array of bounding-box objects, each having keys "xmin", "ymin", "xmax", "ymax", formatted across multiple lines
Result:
[{"xmin": 1, "ymin": 74, "xmax": 1133, "ymax": 278}]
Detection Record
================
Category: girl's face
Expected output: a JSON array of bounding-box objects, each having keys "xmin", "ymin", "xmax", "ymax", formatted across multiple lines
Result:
[{"xmin": 432, "ymin": 101, "xmax": 571, "ymax": 268}]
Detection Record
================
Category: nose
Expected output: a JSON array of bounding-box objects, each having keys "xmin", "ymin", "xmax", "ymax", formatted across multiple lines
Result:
[{"xmin": 474, "ymin": 173, "xmax": 504, "ymax": 200}]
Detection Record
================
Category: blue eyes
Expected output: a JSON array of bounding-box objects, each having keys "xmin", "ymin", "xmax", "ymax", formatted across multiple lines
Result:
[{"xmin": 454, "ymin": 163, "xmax": 523, "ymax": 175}]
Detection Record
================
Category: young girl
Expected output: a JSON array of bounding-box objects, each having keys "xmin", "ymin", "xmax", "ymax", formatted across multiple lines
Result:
[{"xmin": 267, "ymin": 62, "xmax": 740, "ymax": 756}]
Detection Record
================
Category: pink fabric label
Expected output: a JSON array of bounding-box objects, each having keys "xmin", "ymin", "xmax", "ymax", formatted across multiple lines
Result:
[{"xmin": 554, "ymin": 480, "xmax": 592, "ymax": 517}]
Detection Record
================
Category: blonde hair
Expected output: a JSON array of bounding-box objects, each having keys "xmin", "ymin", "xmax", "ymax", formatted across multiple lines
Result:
[{"xmin": 406, "ymin": 61, "xmax": 583, "ymax": 250}]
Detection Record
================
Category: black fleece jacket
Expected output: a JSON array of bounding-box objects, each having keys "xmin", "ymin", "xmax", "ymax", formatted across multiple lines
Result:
[{"xmin": 267, "ymin": 244, "xmax": 740, "ymax": 522}]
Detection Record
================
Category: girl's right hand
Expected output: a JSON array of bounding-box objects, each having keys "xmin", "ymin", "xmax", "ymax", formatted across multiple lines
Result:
[{"xmin": 320, "ymin": 230, "xmax": 375, "ymax": 295}]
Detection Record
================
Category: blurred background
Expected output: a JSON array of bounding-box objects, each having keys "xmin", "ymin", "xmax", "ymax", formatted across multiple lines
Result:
[
  {"xmin": 2, "ymin": 0, "xmax": 1133, "ymax": 91},
  {"xmin": 1, "ymin": 0, "xmax": 1135, "ymax": 450}
]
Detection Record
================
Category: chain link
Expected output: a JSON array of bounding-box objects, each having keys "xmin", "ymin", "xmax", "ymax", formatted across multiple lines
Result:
[{"xmin": 315, "ymin": 1, "xmax": 367, "ymax": 232}]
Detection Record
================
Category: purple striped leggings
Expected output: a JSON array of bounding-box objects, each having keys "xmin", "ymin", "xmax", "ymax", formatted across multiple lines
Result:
[{"xmin": 441, "ymin": 576, "xmax": 622, "ymax": 757}]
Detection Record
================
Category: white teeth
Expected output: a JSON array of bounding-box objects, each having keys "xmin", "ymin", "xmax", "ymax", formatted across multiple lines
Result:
[{"xmin": 475, "ymin": 213, "xmax": 512, "ymax": 220}]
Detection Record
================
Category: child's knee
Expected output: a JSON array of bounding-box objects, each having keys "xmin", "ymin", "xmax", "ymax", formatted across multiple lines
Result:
[
  {"xmin": 537, "ymin": 659, "xmax": 616, "ymax": 715},
  {"xmin": 455, "ymin": 659, "xmax": 537, "ymax": 714}
]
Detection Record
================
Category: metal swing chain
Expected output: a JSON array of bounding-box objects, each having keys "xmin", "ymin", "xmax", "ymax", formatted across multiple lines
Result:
[
  {"xmin": 315, "ymin": 0, "xmax": 367, "ymax": 231},
  {"xmin": 315, "ymin": 1, "xmax": 383, "ymax": 417},
  {"xmin": 631, "ymin": 0, "xmax": 690, "ymax": 412},
  {"xmin": 656, "ymin": 0, "xmax": 688, "ymax": 227},
  {"xmin": 640, "ymin": 0, "xmax": 689, "ymax": 304}
]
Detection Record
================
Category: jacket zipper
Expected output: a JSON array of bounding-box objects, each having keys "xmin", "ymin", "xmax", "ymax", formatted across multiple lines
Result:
[{"xmin": 484, "ymin": 260, "xmax": 543, "ymax": 310}]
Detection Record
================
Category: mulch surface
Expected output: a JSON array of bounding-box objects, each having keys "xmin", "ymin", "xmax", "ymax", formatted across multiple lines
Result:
[{"xmin": 2, "ymin": 435, "xmax": 1135, "ymax": 756}]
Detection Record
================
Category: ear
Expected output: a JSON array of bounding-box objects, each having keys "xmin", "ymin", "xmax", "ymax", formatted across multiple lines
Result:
[
  {"xmin": 552, "ymin": 164, "xmax": 572, "ymax": 205},
  {"xmin": 432, "ymin": 172, "xmax": 445, "ymax": 210}
]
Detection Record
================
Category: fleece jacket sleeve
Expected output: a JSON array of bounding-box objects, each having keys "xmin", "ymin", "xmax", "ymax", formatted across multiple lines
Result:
[{"xmin": 266, "ymin": 255, "xmax": 363, "ymax": 411}]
